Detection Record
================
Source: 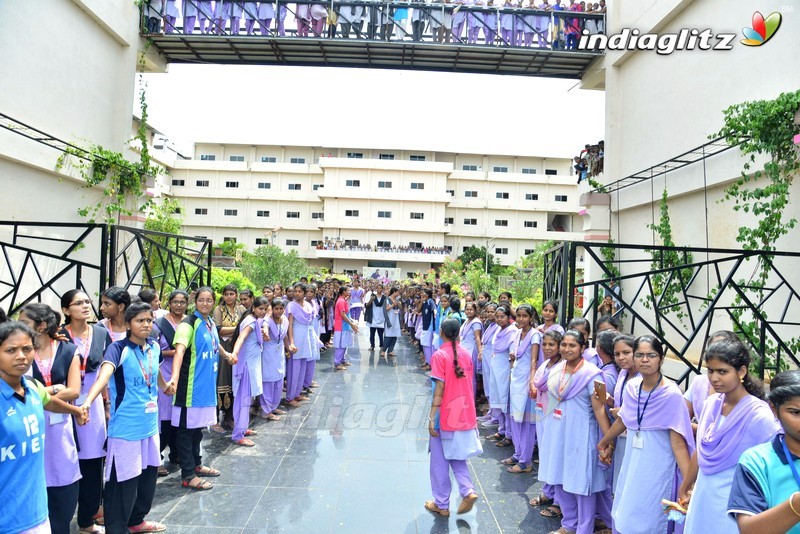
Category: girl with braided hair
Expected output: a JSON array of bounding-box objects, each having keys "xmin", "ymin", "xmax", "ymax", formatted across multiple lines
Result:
[{"xmin": 425, "ymin": 318, "xmax": 482, "ymax": 517}]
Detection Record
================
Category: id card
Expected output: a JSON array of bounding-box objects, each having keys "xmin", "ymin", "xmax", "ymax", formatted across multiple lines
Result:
[
  {"xmin": 632, "ymin": 431, "xmax": 644, "ymax": 449},
  {"xmin": 49, "ymin": 412, "xmax": 66, "ymax": 425},
  {"xmin": 145, "ymin": 400, "xmax": 158, "ymax": 414},
  {"xmin": 535, "ymin": 402, "xmax": 544, "ymax": 413},
  {"xmin": 553, "ymin": 408, "xmax": 563, "ymax": 420}
]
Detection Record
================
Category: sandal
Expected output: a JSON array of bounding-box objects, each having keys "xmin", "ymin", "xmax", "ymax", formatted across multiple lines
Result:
[
  {"xmin": 245, "ymin": 429, "xmax": 258, "ymax": 436},
  {"xmin": 194, "ymin": 465, "xmax": 221, "ymax": 477},
  {"xmin": 272, "ymin": 409, "xmax": 287, "ymax": 415},
  {"xmin": 128, "ymin": 520, "xmax": 167, "ymax": 533},
  {"xmin": 92, "ymin": 507, "xmax": 104, "ymax": 526},
  {"xmin": 78, "ymin": 526, "xmax": 105, "ymax": 534},
  {"xmin": 308, "ymin": 382, "xmax": 320, "ymax": 388},
  {"xmin": 486, "ymin": 432, "xmax": 503, "ymax": 441},
  {"xmin": 234, "ymin": 438, "xmax": 256, "ymax": 447},
  {"xmin": 157, "ymin": 466, "xmax": 169, "ymax": 477},
  {"xmin": 500, "ymin": 457, "xmax": 518, "ymax": 465},
  {"xmin": 529, "ymin": 494, "xmax": 554, "ymax": 507},
  {"xmin": 209, "ymin": 424, "xmax": 227, "ymax": 434},
  {"xmin": 540, "ymin": 505, "xmax": 563, "ymax": 518},
  {"xmin": 457, "ymin": 493, "xmax": 479, "ymax": 514},
  {"xmin": 424, "ymin": 500, "xmax": 450, "ymax": 517},
  {"xmin": 547, "ymin": 529, "xmax": 573, "ymax": 534},
  {"xmin": 495, "ymin": 438, "xmax": 513, "ymax": 447},
  {"xmin": 182, "ymin": 477, "xmax": 213, "ymax": 491},
  {"xmin": 507, "ymin": 464, "xmax": 532, "ymax": 473},
  {"xmin": 261, "ymin": 413, "xmax": 281, "ymax": 421}
]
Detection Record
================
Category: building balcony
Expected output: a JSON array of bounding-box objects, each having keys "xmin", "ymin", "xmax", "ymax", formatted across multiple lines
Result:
[{"xmin": 309, "ymin": 246, "xmax": 451, "ymax": 263}]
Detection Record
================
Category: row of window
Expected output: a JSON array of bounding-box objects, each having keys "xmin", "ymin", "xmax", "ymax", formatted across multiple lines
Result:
[
  {"xmin": 201, "ymin": 155, "xmax": 294, "ymax": 163},
  {"xmin": 345, "ymin": 179, "xmax": 425, "ymax": 189},
  {"xmin": 172, "ymin": 179, "xmax": 314, "ymax": 190}
]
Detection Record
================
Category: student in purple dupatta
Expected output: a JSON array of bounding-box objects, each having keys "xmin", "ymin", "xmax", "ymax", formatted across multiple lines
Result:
[
  {"xmin": 259, "ymin": 299, "xmax": 292, "ymax": 420},
  {"xmin": 608, "ymin": 334, "xmax": 636, "ymax": 493},
  {"xmin": 528, "ymin": 329, "xmax": 562, "ymax": 513},
  {"xmin": 286, "ymin": 283, "xmax": 313, "ymax": 407},
  {"xmin": 536, "ymin": 300, "xmax": 564, "ymax": 368},
  {"xmin": 503, "ymin": 305, "xmax": 540, "ymax": 473},
  {"xmin": 598, "ymin": 335, "xmax": 694, "ymax": 534},
  {"xmin": 485, "ymin": 306, "xmax": 518, "ymax": 447},
  {"xmin": 684, "ymin": 330, "xmax": 740, "ymax": 425},
  {"xmin": 679, "ymin": 340, "xmax": 779, "ymax": 533},
  {"xmin": 538, "ymin": 329, "xmax": 612, "ymax": 534},
  {"xmin": 568, "ymin": 317, "xmax": 601, "ymax": 367},
  {"xmin": 459, "ymin": 301, "xmax": 483, "ymax": 393},
  {"xmin": 303, "ymin": 285, "xmax": 323, "ymax": 391},
  {"xmin": 478, "ymin": 303, "xmax": 499, "ymax": 424}
]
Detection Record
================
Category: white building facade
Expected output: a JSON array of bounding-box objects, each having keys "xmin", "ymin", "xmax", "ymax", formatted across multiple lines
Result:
[{"xmin": 168, "ymin": 144, "xmax": 582, "ymax": 276}]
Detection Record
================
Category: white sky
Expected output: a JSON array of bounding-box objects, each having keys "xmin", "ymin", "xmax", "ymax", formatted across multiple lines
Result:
[{"xmin": 140, "ymin": 64, "xmax": 605, "ymax": 158}]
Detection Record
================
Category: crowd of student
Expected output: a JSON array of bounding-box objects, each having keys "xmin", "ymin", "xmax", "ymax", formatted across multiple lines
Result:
[
  {"xmin": 574, "ymin": 140, "xmax": 604, "ymax": 184},
  {"xmin": 316, "ymin": 241, "xmax": 449, "ymax": 254},
  {"xmin": 142, "ymin": 0, "xmax": 606, "ymax": 49},
  {"xmin": 3, "ymin": 274, "xmax": 800, "ymax": 533}
]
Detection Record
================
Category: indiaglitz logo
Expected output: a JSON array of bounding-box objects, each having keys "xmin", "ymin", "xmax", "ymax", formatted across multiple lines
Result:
[
  {"xmin": 741, "ymin": 11, "xmax": 782, "ymax": 46},
  {"xmin": 578, "ymin": 9, "xmax": 782, "ymax": 54}
]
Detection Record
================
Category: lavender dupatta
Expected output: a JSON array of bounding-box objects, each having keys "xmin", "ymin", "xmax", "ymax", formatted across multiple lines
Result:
[{"xmin": 619, "ymin": 377, "xmax": 695, "ymax": 454}]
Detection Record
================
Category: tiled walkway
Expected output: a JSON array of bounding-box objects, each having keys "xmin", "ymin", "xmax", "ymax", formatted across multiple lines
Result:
[{"xmin": 147, "ymin": 331, "xmax": 562, "ymax": 534}]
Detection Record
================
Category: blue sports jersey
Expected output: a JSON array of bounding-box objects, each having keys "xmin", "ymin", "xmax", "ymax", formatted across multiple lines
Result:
[
  {"xmin": 105, "ymin": 339, "xmax": 161, "ymax": 441},
  {"xmin": 0, "ymin": 376, "xmax": 50, "ymax": 533}
]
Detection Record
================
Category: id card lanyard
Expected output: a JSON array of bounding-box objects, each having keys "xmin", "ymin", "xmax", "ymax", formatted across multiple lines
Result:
[
  {"xmin": 781, "ymin": 435, "xmax": 800, "ymax": 489},
  {"xmin": 134, "ymin": 343, "xmax": 154, "ymax": 395},
  {"xmin": 636, "ymin": 373, "xmax": 662, "ymax": 437}
]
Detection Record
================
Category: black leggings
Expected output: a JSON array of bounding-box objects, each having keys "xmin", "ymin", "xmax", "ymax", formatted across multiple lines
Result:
[
  {"xmin": 103, "ymin": 462, "xmax": 157, "ymax": 534},
  {"xmin": 369, "ymin": 327, "xmax": 384, "ymax": 349},
  {"xmin": 47, "ymin": 481, "xmax": 79, "ymax": 534},
  {"xmin": 78, "ymin": 457, "xmax": 104, "ymax": 528}
]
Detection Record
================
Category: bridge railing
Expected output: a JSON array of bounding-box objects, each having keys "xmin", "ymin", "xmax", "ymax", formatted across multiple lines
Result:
[{"xmin": 141, "ymin": 0, "xmax": 605, "ymax": 52}]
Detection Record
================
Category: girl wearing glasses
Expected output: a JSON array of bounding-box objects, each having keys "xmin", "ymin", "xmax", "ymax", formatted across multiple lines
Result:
[
  {"xmin": 597, "ymin": 335, "xmax": 694, "ymax": 534},
  {"xmin": 60, "ymin": 290, "xmax": 113, "ymax": 533}
]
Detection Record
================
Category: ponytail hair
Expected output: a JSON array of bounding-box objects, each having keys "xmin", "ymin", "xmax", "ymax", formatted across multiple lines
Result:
[
  {"xmin": 705, "ymin": 340, "xmax": 765, "ymax": 400},
  {"xmin": 20, "ymin": 303, "xmax": 62, "ymax": 339},
  {"xmin": 440, "ymin": 318, "xmax": 465, "ymax": 378},
  {"xmin": 769, "ymin": 370, "xmax": 800, "ymax": 408}
]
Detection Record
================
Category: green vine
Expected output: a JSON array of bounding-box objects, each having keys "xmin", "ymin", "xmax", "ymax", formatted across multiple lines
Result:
[
  {"xmin": 712, "ymin": 89, "xmax": 800, "ymax": 377},
  {"xmin": 600, "ymin": 239, "xmax": 621, "ymax": 280},
  {"xmin": 588, "ymin": 177, "xmax": 607, "ymax": 193},
  {"xmin": 642, "ymin": 188, "xmax": 694, "ymax": 331},
  {"xmin": 55, "ymin": 47, "xmax": 160, "ymax": 223}
]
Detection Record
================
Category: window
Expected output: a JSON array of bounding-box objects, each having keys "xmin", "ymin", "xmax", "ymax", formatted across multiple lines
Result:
[
  {"xmin": 257, "ymin": 182, "xmax": 271, "ymax": 189},
  {"xmin": 446, "ymin": 189, "xmax": 454, "ymax": 196},
  {"xmin": 313, "ymin": 184, "xmax": 323, "ymax": 191},
  {"xmin": 465, "ymin": 191, "xmax": 478, "ymax": 198},
  {"xmin": 345, "ymin": 210, "xmax": 359, "ymax": 217},
  {"xmin": 444, "ymin": 217, "xmax": 454, "ymax": 225},
  {"xmin": 377, "ymin": 240, "xmax": 392, "ymax": 248},
  {"xmin": 409, "ymin": 242, "xmax": 422, "ymax": 248},
  {"xmin": 410, "ymin": 182, "xmax": 424, "ymax": 190},
  {"xmin": 524, "ymin": 221, "xmax": 538, "ymax": 228},
  {"xmin": 200, "ymin": 154, "xmax": 216, "ymax": 161},
  {"xmin": 545, "ymin": 169, "xmax": 558, "ymax": 176},
  {"xmin": 171, "ymin": 179, "xmax": 185, "ymax": 186},
  {"xmin": 346, "ymin": 179, "xmax": 361, "ymax": 187},
  {"xmin": 223, "ymin": 237, "xmax": 237, "ymax": 243},
  {"xmin": 495, "ymin": 247, "xmax": 509, "ymax": 254},
  {"xmin": 347, "ymin": 152, "xmax": 363, "ymax": 159},
  {"xmin": 257, "ymin": 210, "xmax": 270, "ymax": 217},
  {"xmin": 464, "ymin": 218, "xmax": 477, "ymax": 225},
  {"xmin": 555, "ymin": 195, "xmax": 568, "ymax": 202},
  {"xmin": 225, "ymin": 181, "xmax": 239, "ymax": 188},
  {"xmin": 378, "ymin": 181, "xmax": 392, "ymax": 189},
  {"xmin": 344, "ymin": 269, "xmax": 357, "ymax": 276},
  {"xmin": 462, "ymin": 246, "xmax": 471, "ymax": 253},
  {"xmin": 524, "ymin": 248, "xmax": 535, "ymax": 255},
  {"xmin": 194, "ymin": 208, "xmax": 208, "ymax": 215},
  {"xmin": 410, "ymin": 212, "xmax": 424, "ymax": 220},
  {"xmin": 311, "ymin": 212, "xmax": 324, "ymax": 219},
  {"xmin": 223, "ymin": 209, "xmax": 238, "ymax": 216},
  {"xmin": 261, "ymin": 156, "xmax": 277, "ymax": 163},
  {"xmin": 462, "ymin": 164, "xmax": 478, "ymax": 171},
  {"xmin": 229, "ymin": 155, "xmax": 244, "ymax": 162},
  {"xmin": 285, "ymin": 239, "xmax": 299, "ymax": 246},
  {"xmin": 255, "ymin": 238, "xmax": 267, "ymax": 245},
  {"xmin": 496, "ymin": 192, "xmax": 509, "ymax": 199},
  {"xmin": 379, "ymin": 154, "xmax": 395, "ymax": 160},
  {"xmin": 344, "ymin": 239, "xmax": 359, "ymax": 247},
  {"xmin": 522, "ymin": 168, "xmax": 537, "ymax": 174},
  {"xmin": 378, "ymin": 211, "xmax": 392, "ymax": 219},
  {"xmin": 290, "ymin": 157, "xmax": 306, "ymax": 164},
  {"xmin": 196, "ymin": 180, "xmax": 209, "ymax": 187},
  {"xmin": 286, "ymin": 211, "xmax": 300, "ymax": 218},
  {"xmin": 493, "ymin": 166, "xmax": 509, "ymax": 173},
  {"xmin": 444, "ymin": 246, "xmax": 453, "ymax": 252},
  {"xmin": 410, "ymin": 155, "xmax": 426, "ymax": 161},
  {"xmin": 495, "ymin": 219, "xmax": 508, "ymax": 227},
  {"xmin": 310, "ymin": 240, "xmax": 321, "ymax": 247},
  {"xmin": 525, "ymin": 193, "xmax": 539, "ymax": 201},
  {"xmin": 288, "ymin": 183, "xmax": 302, "ymax": 190}
]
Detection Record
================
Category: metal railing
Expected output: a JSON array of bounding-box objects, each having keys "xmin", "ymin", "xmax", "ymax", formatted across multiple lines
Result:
[
  {"xmin": 141, "ymin": 0, "xmax": 605, "ymax": 51},
  {"xmin": 543, "ymin": 241, "xmax": 800, "ymax": 386},
  {"xmin": 0, "ymin": 222, "xmax": 212, "ymax": 317}
]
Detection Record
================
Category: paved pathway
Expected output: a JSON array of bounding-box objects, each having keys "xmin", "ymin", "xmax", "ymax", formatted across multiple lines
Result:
[{"xmin": 146, "ymin": 330, "xmax": 561, "ymax": 533}]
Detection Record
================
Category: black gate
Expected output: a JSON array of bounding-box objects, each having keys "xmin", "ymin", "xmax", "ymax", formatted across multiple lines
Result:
[
  {"xmin": 0, "ymin": 221, "xmax": 212, "ymax": 317},
  {"xmin": 543, "ymin": 241, "xmax": 800, "ymax": 386}
]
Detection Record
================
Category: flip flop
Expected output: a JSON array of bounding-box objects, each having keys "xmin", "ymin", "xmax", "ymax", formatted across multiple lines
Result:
[
  {"xmin": 540, "ymin": 505, "xmax": 563, "ymax": 518},
  {"xmin": 194, "ymin": 465, "xmax": 221, "ymax": 477},
  {"xmin": 128, "ymin": 520, "xmax": 166, "ymax": 533},
  {"xmin": 157, "ymin": 466, "xmax": 169, "ymax": 477},
  {"xmin": 182, "ymin": 477, "xmax": 213, "ymax": 491},
  {"xmin": 78, "ymin": 526, "xmax": 105, "ymax": 534},
  {"xmin": 529, "ymin": 494, "xmax": 554, "ymax": 507},
  {"xmin": 500, "ymin": 457, "xmax": 518, "ymax": 465},
  {"xmin": 507, "ymin": 464, "xmax": 532, "ymax": 473},
  {"xmin": 245, "ymin": 429, "xmax": 258, "ymax": 436},
  {"xmin": 234, "ymin": 438, "xmax": 256, "ymax": 447},
  {"xmin": 495, "ymin": 438, "xmax": 513, "ymax": 447}
]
